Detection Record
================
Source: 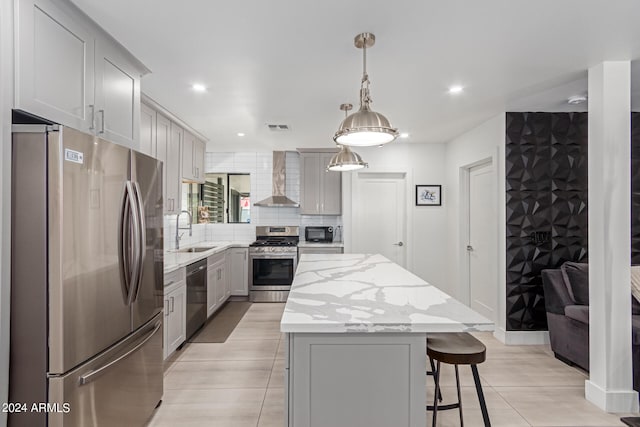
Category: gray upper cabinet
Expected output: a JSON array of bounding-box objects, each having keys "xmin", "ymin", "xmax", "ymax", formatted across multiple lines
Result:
[
  {"xmin": 140, "ymin": 103, "xmax": 156, "ymax": 156},
  {"xmin": 182, "ymin": 130, "xmax": 205, "ymax": 183},
  {"xmin": 300, "ymin": 152, "xmax": 342, "ymax": 215},
  {"xmin": 16, "ymin": 0, "xmax": 95, "ymax": 132},
  {"xmin": 168, "ymin": 122, "xmax": 184, "ymax": 214},
  {"xmin": 15, "ymin": 0, "xmax": 146, "ymax": 149},
  {"xmin": 141, "ymin": 101, "xmax": 181, "ymax": 215},
  {"xmin": 94, "ymin": 37, "xmax": 141, "ymax": 147}
]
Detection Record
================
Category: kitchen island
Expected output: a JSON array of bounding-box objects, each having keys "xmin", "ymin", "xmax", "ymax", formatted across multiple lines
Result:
[{"xmin": 281, "ymin": 253, "xmax": 493, "ymax": 427}]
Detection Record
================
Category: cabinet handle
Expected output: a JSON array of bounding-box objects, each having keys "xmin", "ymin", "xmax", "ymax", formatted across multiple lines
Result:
[
  {"xmin": 316, "ymin": 203, "xmax": 319, "ymax": 212},
  {"xmin": 170, "ymin": 296, "xmax": 175, "ymax": 313},
  {"xmin": 89, "ymin": 105, "xmax": 95, "ymax": 131},
  {"xmin": 164, "ymin": 299, "xmax": 169, "ymax": 317},
  {"xmin": 98, "ymin": 109, "xmax": 105, "ymax": 134}
]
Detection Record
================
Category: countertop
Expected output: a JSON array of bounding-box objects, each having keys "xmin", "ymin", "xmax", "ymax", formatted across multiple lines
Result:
[
  {"xmin": 280, "ymin": 253, "xmax": 494, "ymax": 334},
  {"xmin": 164, "ymin": 241, "xmax": 250, "ymax": 273},
  {"xmin": 297, "ymin": 241, "xmax": 344, "ymax": 248}
]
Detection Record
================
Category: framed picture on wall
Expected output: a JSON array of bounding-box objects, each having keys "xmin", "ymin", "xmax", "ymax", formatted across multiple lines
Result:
[{"xmin": 416, "ymin": 185, "xmax": 441, "ymax": 206}]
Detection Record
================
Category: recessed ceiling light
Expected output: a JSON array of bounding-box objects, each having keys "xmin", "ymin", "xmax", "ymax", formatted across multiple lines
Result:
[
  {"xmin": 192, "ymin": 83, "xmax": 206, "ymax": 92},
  {"xmin": 237, "ymin": 132, "xmax": 245, "ymax": 137},
  {"xmin": 448, "ymin": 85, "xmax": 464, "ymax": 94},
  {"xmin": 400, "ymin": 133, "xmax": 409, "ymax": 138}
]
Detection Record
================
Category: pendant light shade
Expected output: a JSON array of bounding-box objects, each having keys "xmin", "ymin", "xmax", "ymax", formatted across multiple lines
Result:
[
  {"xmin": 327, "ymin": 145, "xmax": 368, "ymax": 171},
  {"xmin": 333, "ymin": 33, "xmax": 398, "ymax": 147}
]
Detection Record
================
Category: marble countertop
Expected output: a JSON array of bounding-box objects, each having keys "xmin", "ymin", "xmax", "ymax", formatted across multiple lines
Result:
[
  {"xmin": 297, "ymin": 241, "xmax": 344, "ymax": 248},
  {"xmin": 164, "ymin": 241, "xmax": 250, "ymax": 273},
  {"xmin": 281, "ymin": 253, "xmax": 494, "ymax": 334}
]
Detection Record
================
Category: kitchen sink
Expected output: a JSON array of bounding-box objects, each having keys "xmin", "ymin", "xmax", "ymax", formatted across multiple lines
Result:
[{"xmin": 177, "ymin": 246, "xmax": 216, "ymax": 253}]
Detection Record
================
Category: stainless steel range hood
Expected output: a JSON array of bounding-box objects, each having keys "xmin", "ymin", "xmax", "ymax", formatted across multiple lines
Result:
[{"xmin": 254, "ymin": 151, "xmax": 300, "ymax": 207}]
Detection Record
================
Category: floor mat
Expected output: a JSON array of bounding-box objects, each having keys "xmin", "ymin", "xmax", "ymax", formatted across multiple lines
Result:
[{"xmin": 188, "ymin": 301, "xmax": 252, "ymax": 343}]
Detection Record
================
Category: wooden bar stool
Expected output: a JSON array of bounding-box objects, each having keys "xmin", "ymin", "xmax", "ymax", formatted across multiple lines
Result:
[{"xmin": 426, "ymin": 332, "xmax": 491, "ymax": 427}]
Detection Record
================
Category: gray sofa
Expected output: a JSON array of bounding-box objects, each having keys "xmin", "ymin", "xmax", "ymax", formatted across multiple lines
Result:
[{"xmin": 541, "ymin": 262, "xmax": 640, "ymax": 392}]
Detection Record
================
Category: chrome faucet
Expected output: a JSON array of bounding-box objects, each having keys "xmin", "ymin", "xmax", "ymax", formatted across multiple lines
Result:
[{"xmin": 175, "ymin": 210, "xmax": 192, "ymax": 249}]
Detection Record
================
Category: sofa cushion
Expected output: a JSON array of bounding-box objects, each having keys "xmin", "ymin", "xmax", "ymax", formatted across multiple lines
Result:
[
  {"xmin": 565, "ymin": 305, "xmax": 589, "ymax": 324},
  {"xmin": 561, "ymin": 262, "xmax": 589, "ymax": 305}
]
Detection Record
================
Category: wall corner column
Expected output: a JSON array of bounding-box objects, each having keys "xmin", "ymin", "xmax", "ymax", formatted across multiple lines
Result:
[{"xmin": 586, "ymin": 60, "xmax": 638, "ymax": 412}]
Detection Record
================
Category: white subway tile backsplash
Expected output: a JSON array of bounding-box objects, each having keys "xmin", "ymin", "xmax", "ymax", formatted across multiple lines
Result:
[{"xmin": 200, "ymin": 151, "xmax": 341, "ymax": 242}]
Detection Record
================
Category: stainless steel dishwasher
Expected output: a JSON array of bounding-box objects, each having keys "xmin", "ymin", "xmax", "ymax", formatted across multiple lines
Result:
[{"xmin": 185, "ymin": 259, "xmax": 207, "ymax": 339}]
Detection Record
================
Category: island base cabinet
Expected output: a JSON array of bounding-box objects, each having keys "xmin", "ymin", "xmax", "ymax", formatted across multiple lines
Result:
[{"xmin": 286, "ymin": 333, "xmax": 426, "ymax": 427}]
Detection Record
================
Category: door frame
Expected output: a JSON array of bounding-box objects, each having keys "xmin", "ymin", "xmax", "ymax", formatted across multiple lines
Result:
[
  {"xmin": 344, "ymin": 167, "xmax": 412, "ymax": 271},
  {"xmin": 459, "ymin": 157, "xmax": 496, "ymax": 316}
]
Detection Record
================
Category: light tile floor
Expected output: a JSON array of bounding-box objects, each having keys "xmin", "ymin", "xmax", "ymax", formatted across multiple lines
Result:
[{"xmin": 148, "ymin": 303, "xmax": 632, "ymax": 427}]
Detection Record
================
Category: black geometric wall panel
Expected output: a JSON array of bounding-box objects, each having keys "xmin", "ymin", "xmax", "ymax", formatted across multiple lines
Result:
[
  {"xmin": 505, "ymin": 112, "xmax": 588, "ymax": 331},
  {"xmin": 632, "ymin": 112, "xmax": 640, "ymax": 264}
]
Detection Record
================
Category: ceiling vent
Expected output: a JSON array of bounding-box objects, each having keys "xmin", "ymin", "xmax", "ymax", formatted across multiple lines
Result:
[{"xmin": 267, "ymin": 124, "xmax": 290, "ymax": 131}]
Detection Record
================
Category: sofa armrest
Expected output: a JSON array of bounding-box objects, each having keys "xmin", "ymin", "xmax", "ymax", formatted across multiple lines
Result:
[{"xmin": 542, "ymin": 269, "xmax": 575, "ymax": 315}]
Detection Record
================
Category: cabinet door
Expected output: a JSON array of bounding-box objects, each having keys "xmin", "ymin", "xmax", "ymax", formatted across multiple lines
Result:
[
  {"xmin": 94, "ymin": 36, "xmax": 141, "ymax": 149},
  {"xmin": 166, "ymin": 123, "xmax": 183, "ymax": 214},
  {"xmin": 163, "ymin": 296, "xmax": 170, "ymax": 359},
  {"xmin": 230, "ymin": 248, "xmax": 248, "ymax": 296},
  {"xmin": 182, "ymin": 130, "xmax": 195, "ymax": 181},
  {"xmin": 193, "ymin": 139, "xmax": 205, "ymax": 183},
  {"xmin": 139, "ymin": 103, "xmax": 155, "ymax": 157},
  {"xmin": 300, "ymin": 153, "xmax": 321, "ymax": 214},
  {"xmin": 16, "ymin": 0, "xmax": 95, "ymax": 132},
  {"xmin": 166, "ymin": 284, "xmax": 186, "ymax": 356},
  {"xmin": 156, "ymin": 113, "xmax": 171, "ymax": 212},
  {"xmin": 320, "ymin": 153, "xmax": 342, "ymax": 215},
  {"xmin": 206, "ymin": 267, "xmax": 217, "ymax": 317},
  {"xmin": 215, "ymin": 263, "xmax": 226, "ymax": 304}
]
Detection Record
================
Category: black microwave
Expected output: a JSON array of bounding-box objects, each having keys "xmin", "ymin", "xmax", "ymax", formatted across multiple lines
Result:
[{"xmin": 305, "ymin": 226, "xmax": 334, "ymax": 243}]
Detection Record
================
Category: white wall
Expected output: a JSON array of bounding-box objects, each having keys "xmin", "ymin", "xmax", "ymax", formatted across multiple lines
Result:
[
  {"xmin": 343, "ymin": 142, "xmax": 449, "ymax": 290},
  {"xmin": 444, "ymin": 113, "xmax": 506, "ymax": 334},
  {"xmin": 0, "ymin": 0, "xmax": 13, "ymax": 423}
]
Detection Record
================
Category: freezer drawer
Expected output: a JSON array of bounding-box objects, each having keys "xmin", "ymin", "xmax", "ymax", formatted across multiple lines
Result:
[{"xmin": 48, "ymin": 314, "xmax": 163, "ymax": 427}]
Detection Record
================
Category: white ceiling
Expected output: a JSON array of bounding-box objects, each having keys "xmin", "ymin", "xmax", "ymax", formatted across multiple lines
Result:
[{"xmin": 72, "ymin": 0, "xmax": 640, "ymax": 151}]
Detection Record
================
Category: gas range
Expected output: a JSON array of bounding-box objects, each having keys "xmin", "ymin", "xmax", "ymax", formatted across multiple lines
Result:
[
  {"xmin": 250, "ymin": 226, "xmax": 299, "ymax": 254},
  {"xmin": 249, "ymin": 226, "xmax": 299, "ymax": 302}
]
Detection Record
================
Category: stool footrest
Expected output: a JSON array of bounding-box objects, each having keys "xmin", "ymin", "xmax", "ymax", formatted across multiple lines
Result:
[{"xmin": 426, "ymin": 403, "xmax": 460, "ymax": 411}]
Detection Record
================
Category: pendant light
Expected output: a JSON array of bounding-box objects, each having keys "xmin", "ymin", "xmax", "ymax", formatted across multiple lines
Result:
[
  {"xmin": 328, "ymin": 104, "xmax": 368, "ymax": 172},
  {"xmin": 334, "ymin": 33, "xmax": 398, "ymax": 147}
]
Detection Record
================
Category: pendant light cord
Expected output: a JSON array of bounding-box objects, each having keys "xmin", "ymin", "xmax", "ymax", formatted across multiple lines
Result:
[{"xmin": 360, "ymin": 35, "xmax": 371, "ymax": 108}]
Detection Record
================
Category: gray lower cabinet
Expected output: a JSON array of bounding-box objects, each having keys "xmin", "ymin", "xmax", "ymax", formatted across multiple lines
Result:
[
  {"xmin": 229, "ymin": 248, "xmax": 249, "ymax": 296},
  {"xmin": 207, "ymin": 252, "xmax": 228, "ymax": 317},
  {"xmin": 15, "ymin": 0, "xmax": 146, "ymax": 149},
  {"xmin": 298, "ymin": 246, "xmax": 344, "ymax": 256},
  {"xmin": 300, "ymin": 152, "xmax": 342, "ymax": 215},
  {"xmin": 286, "ymin": 333, "xmax": 427, "ymax": 427},
  {"xmin": 163, "ymin": 268, "xmax": 186, "ymax": 360}
]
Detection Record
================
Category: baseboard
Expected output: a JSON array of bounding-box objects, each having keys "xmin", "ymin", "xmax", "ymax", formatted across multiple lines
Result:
[
  {"xmin": 493, "ymin": 328, "xmax": 550, "ymax": 345},
  {"xmin": 585, "ymin": 379, "xmax": 639, "ymax": 413}
]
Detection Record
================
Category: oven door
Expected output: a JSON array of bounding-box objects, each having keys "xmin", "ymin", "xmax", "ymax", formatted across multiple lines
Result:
[{"xmin": 249, "ymin": 253, "xmax": 297, "ymax": 291}]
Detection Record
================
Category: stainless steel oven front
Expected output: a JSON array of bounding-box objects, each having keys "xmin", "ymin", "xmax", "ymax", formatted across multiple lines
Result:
[{"xmin": 249, "ymin": 248, "xmax": 297, "ymax": 302}]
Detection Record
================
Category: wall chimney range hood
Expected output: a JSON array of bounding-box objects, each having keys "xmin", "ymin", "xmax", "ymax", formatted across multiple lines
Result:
[{"xmin": 254, "ymin": 151, "xmax": 300, "ymax": 207}]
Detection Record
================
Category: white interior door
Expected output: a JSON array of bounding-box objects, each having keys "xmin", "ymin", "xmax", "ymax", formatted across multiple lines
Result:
[
  {"xmin": 468, "ymin": 161, "xmax": 497, "ymax": 321},
  {"xmin": 352, "ymin": 172, "xmax": 406, "ymax": 266}
]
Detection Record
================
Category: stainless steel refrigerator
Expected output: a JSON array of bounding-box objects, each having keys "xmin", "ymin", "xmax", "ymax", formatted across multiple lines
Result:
[{"xmin": 10, "ymin": 125, "xmax": 164, "ymax": 426}]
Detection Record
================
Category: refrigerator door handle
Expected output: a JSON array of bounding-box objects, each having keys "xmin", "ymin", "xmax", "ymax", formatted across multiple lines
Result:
[
  {"xmin": 78, "ymin": 320, "xmax": 162, "ymax": 385},
  {"xmin": 125, "ymin": 181, "xmax": 142, "ymax": 306},
  {"xmin": 118, "ymin": 184, "xmax": 133, "ymax": 304},
  {"xmin": 131, "ymin": 182, "xmax": 146, "ymax": 302}
]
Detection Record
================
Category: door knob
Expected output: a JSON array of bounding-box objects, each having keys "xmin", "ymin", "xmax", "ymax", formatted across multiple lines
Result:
[
  {"xmin": 466, "ymin": 245, "xmax": 473, "ymax": 251},
  {"xmin": 393, "ymin": 242, "xmax": 404, "ymax": 247}
]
